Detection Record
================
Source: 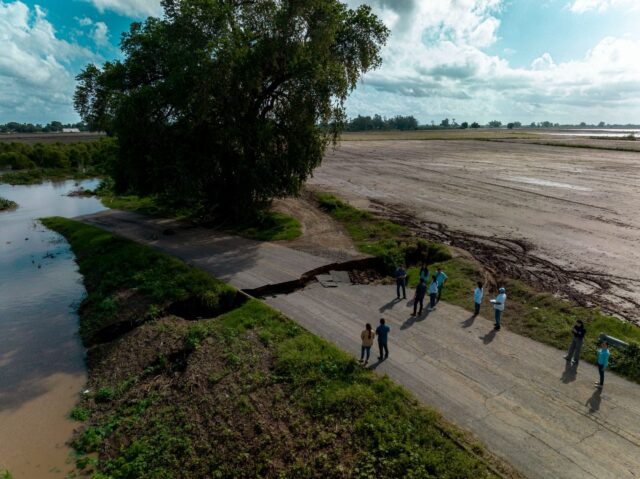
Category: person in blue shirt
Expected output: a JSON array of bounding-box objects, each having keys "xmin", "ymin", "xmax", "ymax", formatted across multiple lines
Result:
[
  {"xmin": 419, "ymin": 264, "xmax": 429, "ymax": 283},
  {"xmin": 473, "ymin": 281, "xmax": 483, "ymax": 316},
  {"xmin": 412, "ymin": 278, "xmax": 428, "ymax": 316},
  {"xmin": 435, "ymin": 267, "xmax": 448, "ymax": 303},
  {"xmin": 595, "ymin": 342, "xmax": 610, "ymax": 388},
  {"xmin": 428, "ymin": 275, "xmax": 439, "ymax": 310},
  {"xmin": 376, "ymin": 318, "xmax": 390, "ymax": 360},
  {"xmin": 395, "ymin": 265, "xmax": 407, "ymax": 299}
]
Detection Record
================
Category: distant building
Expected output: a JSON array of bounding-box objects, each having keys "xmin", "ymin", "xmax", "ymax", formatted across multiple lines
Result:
[{"xmin": 62, "ymin": 128, "xmax": 81, "ymax": 133}]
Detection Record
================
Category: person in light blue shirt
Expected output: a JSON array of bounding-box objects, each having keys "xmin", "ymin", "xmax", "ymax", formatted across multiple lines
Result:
[
  {"xmin": 435, "ymin": 267, "xmax": 448, "ymax": 303},
  {"xmin": 492, "ymin": 287, "xmax": 506, "ymax": 330},
  {"xmin": 595, "ymin": 342, "xmax": 610, "ymax": 388},
  {"xmin": 473, "ymin": 281, "xmax": 483, "ymax": 316},
  {"xmin": 428, "ymin": 275, "xmax": 439, "ymax": 310}
]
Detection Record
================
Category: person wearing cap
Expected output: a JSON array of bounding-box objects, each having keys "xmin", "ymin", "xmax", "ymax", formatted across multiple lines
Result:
[
  {"xmin": 492, "ymin": 287, "xmax": 507, "ymax": 330},
  {"xmin": 564, "ymin": 319, "xmax": 586, "ymax": 365},
  {"xmin": 595, "ymin": 341, "xmax": 610, "ymax": 388}
]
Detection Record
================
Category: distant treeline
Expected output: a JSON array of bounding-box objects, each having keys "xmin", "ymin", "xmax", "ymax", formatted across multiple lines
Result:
[
  {"xmin": 0, "ymin": 121, "xmax": 89, "ymax": 133},
  {"xmin": 346, "ymin": 116, "xmax": 640, "ymax": 132},
  {"xmin": 0, "ymin": 138, "xmax": 116, "ymax": 172}
]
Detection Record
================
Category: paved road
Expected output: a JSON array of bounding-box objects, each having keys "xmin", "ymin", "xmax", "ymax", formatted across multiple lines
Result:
[{"xmin": 77, "ymin": 210, "xmax": 640, "ymax": 479}]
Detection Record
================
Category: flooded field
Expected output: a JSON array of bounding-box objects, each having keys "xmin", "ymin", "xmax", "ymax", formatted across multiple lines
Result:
[
  {"xmin": 311, "ymin": 140, "xmax": 640, "ymax": 323},
  {"xmin": 0, "ymin": 180, "xmax": 106, "ymax": 478}
]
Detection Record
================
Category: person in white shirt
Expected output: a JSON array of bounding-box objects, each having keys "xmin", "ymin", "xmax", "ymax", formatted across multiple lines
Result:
[
  {"xmin": 492, "ymin": 287, "xmax": 506, "ymax": 330},
  {"xmin": 473, "ymin": 281, "xmax": 483, "ymax": 316}
]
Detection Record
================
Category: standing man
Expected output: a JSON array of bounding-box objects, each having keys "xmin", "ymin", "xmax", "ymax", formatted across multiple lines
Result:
[
  {"xmin": 564, "ymin": 319, "xmax": 586, "ymax": 365},
  {"xmin": 413, "ymin": 278, "xmax": 427, "ymax": 316},
  {"xmin": 595, "ymin": 341, "xmax": 610, "ymax": 389},
  {"xmin": 435, "ymin": 267, "xmax": 448, "ymax": 303},
  {"xmin": 491, "ymin": 287, "xmax": 507, "ymax": 331},
  {"xmin": 473, "ymin": 281, "xmax": 483, "ymax": 316},
  {"xmin": 395, "ymin": 265, "xmax": 407, "ymax": 299},
  {"xmin": 376, "ymin": 318, "xmax": 390, "ymax": 360}
]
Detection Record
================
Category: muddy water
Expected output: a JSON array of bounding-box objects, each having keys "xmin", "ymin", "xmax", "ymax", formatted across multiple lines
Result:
[{"xmin": 0, "ymin": 179, "xmax": 106, "ymax": 478}]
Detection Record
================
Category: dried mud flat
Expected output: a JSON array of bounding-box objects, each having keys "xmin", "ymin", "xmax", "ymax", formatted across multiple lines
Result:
[{"xmin": 310, "ymin": 140, "xmax": 640, "ymax": 324}]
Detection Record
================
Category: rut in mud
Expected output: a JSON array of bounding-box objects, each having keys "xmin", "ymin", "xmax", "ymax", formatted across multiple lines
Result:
[{"xmin": 370, "ymin": 199, "xmax": 640, "ymax": 325}]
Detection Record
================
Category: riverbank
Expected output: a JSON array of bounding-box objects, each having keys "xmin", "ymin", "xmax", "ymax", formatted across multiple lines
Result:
[
  {"xmin": 314, "ymin": 193, "xmax": 640, "ymax": 383},
  {"xmin": 44, "ymin": 217, "xmax": 512, "ymax": 478}
]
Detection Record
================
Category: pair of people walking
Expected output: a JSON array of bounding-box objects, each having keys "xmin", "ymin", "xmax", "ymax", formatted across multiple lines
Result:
[{"xmin": 359, "ymin": 318, "xmax": 390, "ymax": 364}]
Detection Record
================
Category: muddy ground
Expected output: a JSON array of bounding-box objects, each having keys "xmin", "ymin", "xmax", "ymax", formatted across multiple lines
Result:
[{"xmin": 309, "ymin": 139, "xmax": 640, "ymax": 325}]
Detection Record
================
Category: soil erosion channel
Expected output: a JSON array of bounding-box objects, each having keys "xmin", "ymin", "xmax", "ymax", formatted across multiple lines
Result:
[{"xmin": 310, "ymin": 139, "xmax": 640, "ymax": 324}]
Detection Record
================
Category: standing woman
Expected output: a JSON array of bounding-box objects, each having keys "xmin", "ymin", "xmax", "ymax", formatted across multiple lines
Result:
[
  {"xmin": 595, "ymin": 342, "xmax": 610, "ymax": 389},
  {"xmin": 359, "ymin": 323, "xmax": 375, "ymax": 365},
  {"xmin": 473, "ymin": 281, "xmax": 483, "ymax": 316},
  {"xmin": 419, "ymin": 264, "xmax": 429, "ymax": 283},
  {"xmin": 428, "ymin": 275, "xmax": 439, "ymax": 310}
]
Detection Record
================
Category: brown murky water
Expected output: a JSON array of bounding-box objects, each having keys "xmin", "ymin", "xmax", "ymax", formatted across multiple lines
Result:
[{"xmin": 0, "ymin": 179, "xmax": 106, "ymax": 478}]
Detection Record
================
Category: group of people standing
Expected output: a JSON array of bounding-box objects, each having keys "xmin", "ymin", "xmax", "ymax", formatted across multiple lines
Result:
[{"xmin": 360, "ymin": 264, "xmax": 612, "ymax": 389}]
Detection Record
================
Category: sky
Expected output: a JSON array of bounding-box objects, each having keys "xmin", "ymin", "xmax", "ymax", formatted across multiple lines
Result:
[{"xmin": 1, "ymin": 0, "xmax": 639, "ymax": 125}]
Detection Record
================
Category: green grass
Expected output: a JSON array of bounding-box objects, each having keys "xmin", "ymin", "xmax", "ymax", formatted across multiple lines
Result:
[
  {"xmin": 315, "ymin": 192, "xmax": 451, "ymax": 272},
  {"xmin": 50, "ymin": 218, "xmax": 504, "ymax": 478},
  {"xmin": 319, "ymin": 192, "xmax": 640, "ymax": 383},
  {"xmin": 0, "ymin": 196, "xmax": 17, "ymax": 211},
  {"xmin": 41, "ymin": 217, "xmax": 237, "ymax": 345},
  {"xmin": 227, "ymin": 211, "xmax": 302, "ymax": 241},
  {"xmin": 1, "ymin": 470, "xmax": 13, "ymax": 479}
]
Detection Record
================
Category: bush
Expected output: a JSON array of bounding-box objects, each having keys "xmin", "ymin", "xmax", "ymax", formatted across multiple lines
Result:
[{"xmin": 0, "ymin": 151, "xmax": 34, "ymax": 169}]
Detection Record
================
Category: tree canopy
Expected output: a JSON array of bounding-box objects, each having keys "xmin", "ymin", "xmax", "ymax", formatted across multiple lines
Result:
[{"xmin": 75, "ymin": 0, "xmax": 388, "ymax": 219}]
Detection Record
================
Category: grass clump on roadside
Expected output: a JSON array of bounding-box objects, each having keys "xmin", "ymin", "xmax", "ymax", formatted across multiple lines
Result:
[
  {"xmin": 227, "ymin": 211, "xmax": 302, "ymax": 241},
  {"xmin": 0, "ymin": 196, "xmax": 17, "ymax": 211},
  {"xmin": 41, "ymin": 217, "xmax": 237, "ymax": 345},
  {"xmin": 51, "ymin": 218, "xmax": 504, "ymax": 478},
  {"xmin": 319, "ymin": 192, "xmax": 640, "ymax": 383}
]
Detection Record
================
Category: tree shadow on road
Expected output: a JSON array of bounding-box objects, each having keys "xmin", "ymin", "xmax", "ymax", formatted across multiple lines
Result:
[
  {"xmin": 586, "ymin": 388, "xmax": 602, "ymax": 413},
  {"xmin": 461, "ymin": 314, "xmax": 476, "ymax": 328},
  {"xmin": 481, "ymin": 329, "xmax": 497, "ymax": 344},
  {"xmin": 561, "ymin": 361, "xmax": 578, "ymax": 384},
  {"xmin": 379, "ymin": 298, "xmax": 401, "ymax": 313}
]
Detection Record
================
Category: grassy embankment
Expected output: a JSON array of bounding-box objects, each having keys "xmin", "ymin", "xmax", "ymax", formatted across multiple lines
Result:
[
  {"xmin": 315, "ymin": 193, "xmax": 640, "ymax": 383},
  {"xmin": 44, "ymin": 217, "xmax": 506, "ymax": 479},
  {"xmin": 0, "ymin": 196, "xmax": 17, "ymax": 211}
]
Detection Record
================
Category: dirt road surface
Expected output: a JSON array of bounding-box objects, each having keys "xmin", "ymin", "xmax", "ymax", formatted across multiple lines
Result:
[
  {"xmin": 77, "ymin": 209, "xmax": 640, "ymax": 479},
  {"xmin": 310, "ymin": 140, "xmax": 640, "ymax": 323}
]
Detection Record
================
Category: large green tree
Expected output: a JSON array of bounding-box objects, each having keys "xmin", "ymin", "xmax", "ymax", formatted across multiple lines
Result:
[{"xmin": 75, "ymin": 0, "xmax": 388, "ymax": 218}]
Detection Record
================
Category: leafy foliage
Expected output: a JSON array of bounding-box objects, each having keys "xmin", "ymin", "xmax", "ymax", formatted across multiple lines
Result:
[{"xmin": 75, "ymin": 0, "xmax": 388, "ymax": 219}]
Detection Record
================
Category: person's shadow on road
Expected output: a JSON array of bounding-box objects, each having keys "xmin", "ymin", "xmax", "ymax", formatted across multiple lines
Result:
[
  {"xmin": 586, "ymin": 388, "xmax": 602, "ymax": 413},
  {"xmin": 561, "ymin": 361, "xmax": 578, "ymax": 384},
  {"xmin": 379, "ymin": 298, "xmax": 402, "ymax": 313},
  {"xmin": 368, "ymin": 357, "xmax": 386, "ymax": 370},
  {"xmin": 461, "ymin": 314, "xmax": 476, "ymax": 328},
  {"xmin": 401, "ymin": 310, "xmax": 430, "ymax": 330},
  {"xmin": 481, "ymin": 329, "xmax": 497, "ymax": 344}
]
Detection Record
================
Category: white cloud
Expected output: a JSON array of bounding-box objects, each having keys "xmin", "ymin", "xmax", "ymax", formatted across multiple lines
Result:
[
  {"xmin": 86, "ymin": 0, "xmax": 162, "ymax": 17},
  {"xmin": 77, "ymin": 16, "xmax": 93, "ymax": 26},
  {"xmin": 0, "ymin": 1, "xmax": 96, "ymax": 122},
  {"xmin": 92, "ymin": 21, "xmax": 109, "ymax": 46},
  {"xmin": 569, "ymin": 0, "xmax": 640, "ymax": 13},
  {"xmin": 345, "ymin": 0, "xmax": 640, "ymax": 123}
]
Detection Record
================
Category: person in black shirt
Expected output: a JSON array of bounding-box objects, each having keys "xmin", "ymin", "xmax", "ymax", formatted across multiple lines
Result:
[
  {"xmin": 412, "ymin": 278, "xmax": 427, "ymax": 316},
  {"xmin": 564, "ymin": 319, "xmax": 586, "ymax": 365}
]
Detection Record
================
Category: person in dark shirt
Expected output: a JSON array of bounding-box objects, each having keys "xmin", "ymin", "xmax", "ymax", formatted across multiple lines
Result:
[
  {"xmin": 376, "ymin": 318, "xmax": 390, "ymax": 360},
  {"xmin": 395, "ymin": 265, "xmax": 407, "ymax": 299},
  {"xmin": 564, "ymin": 319, "xmax": 586, "ymax": 365},
  {"xmin": 412, "ymin": 278, "xmax": 428, "ymax": 316}
]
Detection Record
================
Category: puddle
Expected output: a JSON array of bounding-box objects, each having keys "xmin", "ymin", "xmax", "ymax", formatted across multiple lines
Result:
[{"xmin": 509, "ymin": 176, "xmax": 592, "ymax": 191}]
